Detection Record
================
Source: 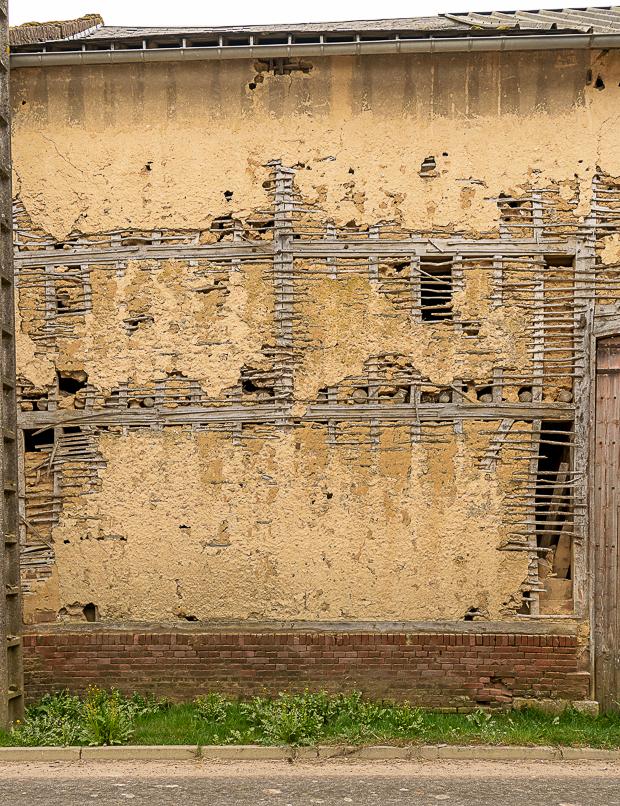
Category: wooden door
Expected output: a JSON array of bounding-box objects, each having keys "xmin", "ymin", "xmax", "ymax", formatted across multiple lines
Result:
[{"xmin": 594, "ymin": 335, "xmax": 620, "ymax": 711}]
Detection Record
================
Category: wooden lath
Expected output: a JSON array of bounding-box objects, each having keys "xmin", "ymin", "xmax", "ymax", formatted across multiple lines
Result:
[{"xmin": 16, "ymin": 161, "xmax": 620, "ymax": 626}]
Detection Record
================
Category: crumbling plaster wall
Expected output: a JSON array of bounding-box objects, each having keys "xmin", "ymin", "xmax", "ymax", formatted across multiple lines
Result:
[{"xmin": 10, "ymin": 48, "xmax": 620, "ymax": 624}]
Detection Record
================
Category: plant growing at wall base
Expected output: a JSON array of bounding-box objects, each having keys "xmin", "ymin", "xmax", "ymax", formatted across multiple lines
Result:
[{"xmin": 80, "ymin": 687, "xmax": 134, "ymax": 746}]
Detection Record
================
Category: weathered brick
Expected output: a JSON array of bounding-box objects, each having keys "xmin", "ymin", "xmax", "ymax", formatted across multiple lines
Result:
[{"xmin": 21, "ymin": 629, "xmax": 589, "ymax": 706}]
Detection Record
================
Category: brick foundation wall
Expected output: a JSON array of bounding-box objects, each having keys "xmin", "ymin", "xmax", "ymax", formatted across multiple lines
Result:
[{"xmin": 22, "ymin": 629, "xmax": 590, "ymax": 706}]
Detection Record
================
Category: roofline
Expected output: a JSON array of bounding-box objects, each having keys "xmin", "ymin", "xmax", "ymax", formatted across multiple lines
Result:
[{"xmin": 10, "ymin": 31, "xmax": 620, "ymax": 67}]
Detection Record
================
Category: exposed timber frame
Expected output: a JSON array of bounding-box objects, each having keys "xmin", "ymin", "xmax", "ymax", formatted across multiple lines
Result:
[{"xmin": 15, "ymin": 163, "xmax": 620, "ymax": 644}]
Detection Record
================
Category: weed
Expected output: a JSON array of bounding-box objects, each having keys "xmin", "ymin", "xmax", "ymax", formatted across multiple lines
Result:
[
  {"xmin": 194, "ymin": 693, "xmax": 231, "ymax": 725},
  {"xmin": 80, "ymin": 687, "xmax": 134, "ymax": 746},
  {"xmin": 241, "ymin": 693, "xmax": 325, "ymax": 745},
  {"xmin": 4, "ymin": 690, "xmax": 620, "ymax": 749}
]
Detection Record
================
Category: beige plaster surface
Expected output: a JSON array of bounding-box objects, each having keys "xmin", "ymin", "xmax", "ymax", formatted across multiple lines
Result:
[{"xmin": 12, "ymin": 48, "xmax": 620, "ymax": 625}]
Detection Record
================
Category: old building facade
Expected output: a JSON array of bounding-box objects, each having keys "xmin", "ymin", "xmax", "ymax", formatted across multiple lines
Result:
[{"xmin": 6, "ymin": 7, "xmax": 620, "ymax": 710}]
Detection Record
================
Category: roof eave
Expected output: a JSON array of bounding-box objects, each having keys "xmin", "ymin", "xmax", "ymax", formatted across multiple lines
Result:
[{"xmin": 10, "ymin": 30, "xmax": 620, "ymax": 67}]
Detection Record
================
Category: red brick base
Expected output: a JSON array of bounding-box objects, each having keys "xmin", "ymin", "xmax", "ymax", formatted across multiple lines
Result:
[{"xmin": 22, "ymin": 629, "xmax": 590, "ymax": 706}]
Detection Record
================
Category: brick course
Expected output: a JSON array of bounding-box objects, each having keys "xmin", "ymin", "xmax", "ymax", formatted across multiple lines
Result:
[{"xmin": 22, "ymin": 630, "xmax": 590, "ymax": 706}]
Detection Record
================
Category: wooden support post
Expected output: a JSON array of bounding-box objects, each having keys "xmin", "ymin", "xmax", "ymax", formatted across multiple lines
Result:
[
  {"xmin": 491, "ymin": 255, "xmax": 503, "ymax": 309},
  {"xmin": 368, "ymin": 225, "xmax": 379, "ymax": 282},
  {"xmin": 271, "ymin": 162, "xmax": 296, "ymax": 404},
  {"xmin": 410, "ymin": 255, "xmax": 422, "ymax": 322},
  {"xmin": 575, "ymin": 234, "xmax": 596, "ymax": 628},
  {"xmin": 0, "ymin": 0, "xmax": 23, "ymax": 726}
]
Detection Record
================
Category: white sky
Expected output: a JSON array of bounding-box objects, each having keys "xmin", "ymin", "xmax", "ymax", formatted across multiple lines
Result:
[{"xmin": 10, "ymin": 1, "xmax": 582, "ymax": 27}]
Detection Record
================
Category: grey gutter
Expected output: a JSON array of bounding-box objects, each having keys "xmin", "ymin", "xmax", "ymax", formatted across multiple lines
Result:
[{"xmin": 10, "ymin": 32, "xmax": 620, "ymax": 67}]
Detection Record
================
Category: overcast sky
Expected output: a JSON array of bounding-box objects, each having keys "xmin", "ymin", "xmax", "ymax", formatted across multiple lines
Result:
[{"xmin": 10, "ymin": 1, "xmax": 580, "ymax": 27}]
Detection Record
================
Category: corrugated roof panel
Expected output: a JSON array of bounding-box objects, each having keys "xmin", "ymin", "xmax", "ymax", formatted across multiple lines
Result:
[{"xmin": 448, "ymin": 6, "xmax": 620, "ymax": 34}]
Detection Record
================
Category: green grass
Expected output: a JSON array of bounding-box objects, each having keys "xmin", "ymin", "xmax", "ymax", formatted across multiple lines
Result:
[{"xmin": 1, "ymin": 689, "xmax": 620, "ymax": 748}]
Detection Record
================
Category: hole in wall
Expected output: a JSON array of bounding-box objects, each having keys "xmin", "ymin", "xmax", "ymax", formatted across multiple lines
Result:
[
  {"xmin": 56, "ymin": 290, "xmax": 71, "ymax": 312},
  {"xmin": 23, "ymin": 428, "xmax": 54, "ymax": 452},
  {"xmin": 82, "ymin": 603, "xmax": 98, "ymax": 622},
  {"xmin": 462, "ymin": 321, "xmax": 481, "ymax": 337},
  {"xmin": 224, "ymin": 190, "xmax": 234, "ymax": 201},
  {"xmin": 420, "ymin": 259, "xmax": 453, "ymax": 321},
  {"xmin": 63, "ymin": 425, "xmax": 82, "ymax": 435},
  {"xmin": 419, "ymin": 156, "xmax": 436, "ymax": 176},
  {"xmin": 595, "ymin": 75, "xmax": 605, "ymax": 90},
  {"xmin": 517, "ymin": 590, "xmax": 533, "ymax": 615},
  {"xmin": 316, "ymin": 387, "xmax": 328, "ymax": 402},
  {"xmin": 242, "ymin": 379, "xmax": 275, "ymax": 398},
  {"xmin": 247, "ymin": 216, "xmax": 274, "ymax": 234},
  {"xmin": 212, "ymin": 214, "xmax": 234, "ymax": 230},
  {"xmin": 518, "ymin": 386, "xmax": 533, "ymax": 402},
  {"xmin": 57, "ymin": 370, "xmax": 88, "ymax": 395},
  {"xmin": 476, "ymin": 386, "xmax": 493, "ymax": 402},
  {"xmin": 255, "ymin": 57, "xmax": 313, "ymax": 76},
  {"xmin": 536, "ymin": 420, "xmax": 573, "ymax": 581}
]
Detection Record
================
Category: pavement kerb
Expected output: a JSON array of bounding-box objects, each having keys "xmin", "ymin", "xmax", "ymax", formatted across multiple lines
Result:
[
  {"xmin": 200, "ymin": 745, "xmax": 294, "ymax": 761},
  {"xmin": 81, "ymin": 745, "xmax": 199, "ymax": 761},
  {"xmin": 0, "ymin": 746, "xmax": 82, "ymax": 762},
  {"xmin": 1, "ymin": 744, "xmax": 620, "ymax": 762}
]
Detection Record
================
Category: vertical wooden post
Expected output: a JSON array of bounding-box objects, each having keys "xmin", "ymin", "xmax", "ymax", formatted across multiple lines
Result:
[
  {"xmin": 574, "ymin": 239, "xmax": 596, "ymax": 625},
  {"xmin": 0, "ymin": 0, "xmax": 24, "ymax": 728},
  {"xmin": 271, "ymin": 161, "xmax": 296, "ymax": 403}
]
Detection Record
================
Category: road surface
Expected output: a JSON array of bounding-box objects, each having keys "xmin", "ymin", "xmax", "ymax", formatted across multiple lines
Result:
[{"xmin": 0, "ymin": 759, "xmax": 618, "ymax": 804}]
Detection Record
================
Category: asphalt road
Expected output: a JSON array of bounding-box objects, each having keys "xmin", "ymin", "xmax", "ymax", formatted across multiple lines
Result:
[{"xmin": 1, "ymin": 760, "xmax": 619, "ymax": 805}]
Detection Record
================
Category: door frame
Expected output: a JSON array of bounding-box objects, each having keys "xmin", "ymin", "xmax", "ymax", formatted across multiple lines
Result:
[{"xmin": 590, "ymin": 312, "xmax": 620, "ymax": 708}]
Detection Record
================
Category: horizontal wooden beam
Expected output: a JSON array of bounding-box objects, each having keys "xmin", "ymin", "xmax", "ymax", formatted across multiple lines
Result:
[
  {"xmin": 594, "ymin": 303, "xmax": 620, "ymax": 338},
  {"xmin": 23, "ymin": 618, "xmax": 580, "ymax": 636},
  {"xmin": 304, "ymin": 402, "xmax": 574, "ymax": 421},
  {"xmin": 14, "ymin": 242, "xmax": 271, "ymax": 268},
  {"xmin": 14, "ymin": 237, "xmax": 576, "ymax": 269},
  {"xmin": 295, "ymin": 238, "xmax": 576, "ymax": 258},
  {"xmin": 18, "ymin": 401, "xmax": 575, "ymax": 430}
]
